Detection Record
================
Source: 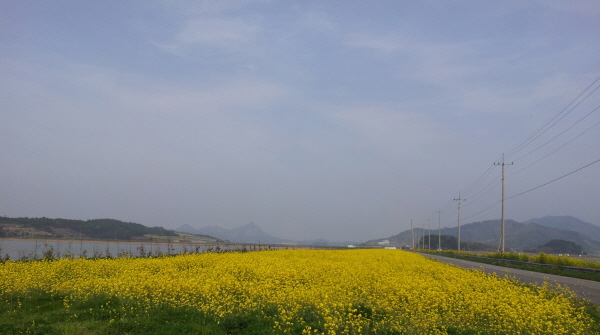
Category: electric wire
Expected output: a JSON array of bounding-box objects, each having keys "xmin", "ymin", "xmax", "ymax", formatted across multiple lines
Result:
[
  {"xmin": 504, "ymin": 75, "xmax": 600, "ymax": 159},
  {"xmin": 507, "ymin": 118, "xmax": 600, "ymax": 178},
  {"xmin": 423, "ymin": 76, "xmax": 600, "ymax": 238},
  {"xmin": 459, "ymin": 158, "xmax": 600, "ymax": 222},
  {"xmin": 505, "ymin": 158, "xmax": 600, "ymax": 201},
  {"xmin": 512, "ymin": 104, "xmax": 600, "ymax": 162},
  {"xmin": 505, "ymin": 83, "xmax": 600, "ymax": 160},
  {"xmin": 461, "ymin": 172, "xmax": 501, "ymax": 206},
  {"xmin": 461, "ymin": 164, "xmax": 495, "ymax": 197},
  {"xmin": 461, "ymin": 200, "xmax": 502, "ymax": 222}
]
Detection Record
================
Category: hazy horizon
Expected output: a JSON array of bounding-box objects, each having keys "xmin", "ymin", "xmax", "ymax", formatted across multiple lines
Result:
[{"xmin": 2, "ymin": 1, "xmax": 599, "ymax": 241}]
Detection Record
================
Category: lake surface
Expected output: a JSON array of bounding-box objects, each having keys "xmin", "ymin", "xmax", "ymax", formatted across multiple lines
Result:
[{"xmin": 0, "ymin": 239, "xmax": 222, "ymax": 260}]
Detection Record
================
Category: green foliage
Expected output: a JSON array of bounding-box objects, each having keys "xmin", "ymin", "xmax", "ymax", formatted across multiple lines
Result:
[
  {"xmin": 418, "ymin": 235, "xmax": 495, "ymax": 252},
  {"xmin": 479, "ymin": 250, "xmax": 600, "ymax": 269},
  {"xmin": 419, "ymin": 235, "xmax": 460, "ymax": 250},
  {"xmin": 540, "ymin": 239, "xmax": 584, "ymax": 254},
  {"xmin": 482, "ymin": 251, "xmax": 529, "ymax": 262},
  {"xmin": 0, "ymin": 291, "xmax": 385, "ymax": 335},
  {"xmin": 425, "ymin": 251, "xmax": 600, "ymax": 282},
  {"xmin": 0, "ymin": 216, "xmax": 177, "ymax": 241},
  {"xmin": 0, "ymin": 292, "xmax": 225, "ymax": 335},
  {"xmin": 528, "ymin": 252, "xmax": 600, "ymax": 269}
]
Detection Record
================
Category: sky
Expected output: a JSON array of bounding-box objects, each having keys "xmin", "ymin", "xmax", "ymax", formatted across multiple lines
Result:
[{"xmin": 1, "ymin": 1, "xmax": 600, "ymax": 242}]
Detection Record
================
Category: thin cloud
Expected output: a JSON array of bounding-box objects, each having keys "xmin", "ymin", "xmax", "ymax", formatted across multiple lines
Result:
[
  {"xmin": 344, "ymin": 33, "xmax": 406, "ymax": 54},
  {"xmin": 178, "ymin": 18, "xmax": 258, "ymax": 46},
  {"xmin": 149, "ymin": 16, "xmax": 260, "ymax": 57}
]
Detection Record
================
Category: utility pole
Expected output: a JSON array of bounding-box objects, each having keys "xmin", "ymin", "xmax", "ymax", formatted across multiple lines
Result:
[
  {"xmin": 417, "ymin": 227, "xmax": 421, "ymax": 249},
  {"xmin": 417, "ymin": 224, "xmax": 420, "ymax": 249},
  {"xmin": 422, "ymin": 222, "xmax": 426, "ymax": 249},
  {"xmin": 437, "ymin": 210, "xmax": 443, "ymax": 251},
  {"xmin": 428, "ymin": 219, "xmax": 431, "ymax": 250},
  {"xmin": 417, "ymin": 224, "xmax": 420, "ymax": 250},
  {"xmin": 494, "ymin": 154, "xmax": 513, "ymax": 257},
  {"xmin": 418, "ymin": 226, "xmax": 421, "ymax": 250},
  {"xmin": 415, "ymin": 221, "xmax": 419, "ymax": 250},
  {"xmin": 411, "ymin": 219, "xmax": 414, "ymax": 251},
  {"xmin": 454, "ymin": 192, "xmax": 465, "ymax": 253}
]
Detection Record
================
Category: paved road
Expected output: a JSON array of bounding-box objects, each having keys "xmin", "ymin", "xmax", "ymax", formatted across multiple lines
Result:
[{"xmin": 420, "ymin": 253, "xmax": 600, "ymax": 305}]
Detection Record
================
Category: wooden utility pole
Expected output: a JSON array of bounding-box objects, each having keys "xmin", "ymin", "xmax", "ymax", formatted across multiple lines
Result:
[
  {"xmin": 411, "ymin": 219, "xmax": 414, "ymax": 250},
  {"xmin": 454, "ymin": 193, "xmax": 465, "ymax": 253},
  {"xmin": 494, "ymin": 154, "xmax": 513, "ymax": 257},
  {"xmin": 422, "ymin": 222, "xmax": 426, "ymax": 249},
  {"xmin": 428, "ymin": 219, "xmax": 431, "ymax": 250},
  {"xmin": 418, "ymin": 223, "xmax": 422, "ymax": 249},
  {"xmin": 437, "ymin": 210, "xmax": 443, "ymax": 251}
]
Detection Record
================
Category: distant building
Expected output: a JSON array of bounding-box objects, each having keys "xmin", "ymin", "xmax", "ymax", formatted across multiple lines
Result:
[{"xmin": 378, "ymin": 240, "xmax": 390, "ymax": 245}]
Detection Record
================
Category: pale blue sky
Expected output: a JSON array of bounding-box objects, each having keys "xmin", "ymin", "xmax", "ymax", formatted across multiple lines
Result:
[{"xmin": 2, "ymin": 1, "xmax": 599, "ymax": 241}]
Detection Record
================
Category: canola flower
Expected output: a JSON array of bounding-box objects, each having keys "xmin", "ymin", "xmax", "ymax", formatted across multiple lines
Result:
[{"xmin": 0, "ymin": 249, "xmax": 594, "ymax": 334}]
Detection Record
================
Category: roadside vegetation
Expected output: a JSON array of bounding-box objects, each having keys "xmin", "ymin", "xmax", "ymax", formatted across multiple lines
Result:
[
  {"xmin": 1, "ymin": 249, "xmax": 597, "ymax": 334},
  {"xmin": 419, "ymin": 249, "xmax": 600, "ymax": 282}
]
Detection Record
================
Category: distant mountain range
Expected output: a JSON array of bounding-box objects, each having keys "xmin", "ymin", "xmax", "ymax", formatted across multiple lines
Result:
[
  {"xmin": 7, "ymin": 215, "xmax": 594, "ymax": 253},
  {"xmin": 177, "ymin": 222, "xmax": 296, "ymax": 245},
  {"xmin": 523, "ymin": 216, "xmax": 600, "ymax": 242},
  {"xmin": 176, "ymin": 222, "xmax": 359, "ymax": 247},
  {"xmin": 364, "ymin": 216, "xmax": 600, "ymax": 255}
]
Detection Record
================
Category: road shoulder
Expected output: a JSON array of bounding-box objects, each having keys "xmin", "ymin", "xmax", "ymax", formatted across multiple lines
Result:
[{"xmin": 420, "ymin": 253, "xmax": 600, "ymax": 305}]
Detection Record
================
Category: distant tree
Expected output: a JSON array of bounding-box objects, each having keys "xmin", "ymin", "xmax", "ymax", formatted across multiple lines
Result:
[
  {"xmin": 419, "ymin": 235, "xmax": 462, "ymax": 250},
  {"xmin": 0, "ymin": 216, "xmax": 177, "ymax": 240},
  {"xmin": 538, "ymin": 239, "xmax": 583, "ymax": 254}
]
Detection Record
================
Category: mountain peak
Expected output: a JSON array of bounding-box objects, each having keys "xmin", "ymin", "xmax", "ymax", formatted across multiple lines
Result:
[
  {"xmin": 177, "ymin": 222, "xmax": 290, "ymax": 244},
  {"xmin": 232, "ymin": 222, "xmax": 266, "ymax": 235},
  {"xmin": 364, "ymin": 216, "xmax": 600, "ymax": 255}
]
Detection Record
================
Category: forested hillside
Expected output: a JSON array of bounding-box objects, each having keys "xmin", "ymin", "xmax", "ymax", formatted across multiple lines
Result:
[{"xmin": 0, "ymin": 216, "xmax": 177, "ymax": 240}]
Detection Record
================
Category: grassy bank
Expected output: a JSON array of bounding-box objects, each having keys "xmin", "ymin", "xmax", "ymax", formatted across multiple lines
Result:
[{"xmin": 418, "ymin": 250, "xmax": 600, "ymax": 282}]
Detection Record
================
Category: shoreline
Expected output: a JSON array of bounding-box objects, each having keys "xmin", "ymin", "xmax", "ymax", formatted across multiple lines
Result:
[
  {"xmin": 2, "ymin": 237, "xmax": 227, "ymax": 246},
  {"xmin": 0, "ymin": 237, "xmax": 313, "ymax": 249}
]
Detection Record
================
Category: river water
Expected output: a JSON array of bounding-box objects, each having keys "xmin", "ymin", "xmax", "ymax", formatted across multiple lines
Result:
[{"xmin": 0, "ymin": 239, "xmax": 223, "ymax": 260}]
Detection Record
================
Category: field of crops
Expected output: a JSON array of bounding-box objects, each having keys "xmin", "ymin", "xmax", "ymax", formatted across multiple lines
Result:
[{"xmin": 0, "ymin": 249, "xmax": 597, "ymax": 334}]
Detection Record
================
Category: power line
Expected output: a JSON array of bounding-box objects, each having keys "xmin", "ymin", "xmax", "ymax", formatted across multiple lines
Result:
[
  {"xmin": 504, "ymin": 75, "xmax": 600, "ymax": 159},
  {"xmin": 462, "ymin": 164, "xmax": 495, "ymax": 197},
  {"xmin": 508, "ymin": 119, "xmax": 600, "ymax": 178},
  {"xmin": 505, "ymin": 158, "xmax": 600, "ymax": 201},
  {"xmin": 506, "ymin": 84, "xmax": 600, "ymax": 160},
  {"xmin": 512, "ymin": 104, "xmax": 600, "ymax": 162},
  {"xmin": 460, "ymin": 158, "xmax": 599, "ymax": 221},
  {"xmin": 423, "ymin": 76, "xmax": 600, "ymax": 239},
  {"xmin": 462, "ymin": 200, "xmax": 502, "ymax": 222},
  {"xmin": 461, "ymin": 172, "xmax": 501, "ymax": 207}
]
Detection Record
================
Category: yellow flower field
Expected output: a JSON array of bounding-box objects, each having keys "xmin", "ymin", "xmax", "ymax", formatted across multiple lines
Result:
[{"xmin": 0, "ymin": 249, "xmax": 594, "ymax": 334}]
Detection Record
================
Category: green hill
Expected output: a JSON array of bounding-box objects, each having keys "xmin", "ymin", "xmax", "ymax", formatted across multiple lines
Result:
[
  {"xmin": 524, "ymin": 216, "xmax": 600, "ymax": 241},
  {"xmin": 364, "ymin": 217, "xmax": 600, "ymax": 255},
  {"xmin": 0, "ymin": 216, "xmax": 178, "ymax": 241},
  {"xmin": 524, "ymin": 239, "xmax": 585, "ymax": 255}
]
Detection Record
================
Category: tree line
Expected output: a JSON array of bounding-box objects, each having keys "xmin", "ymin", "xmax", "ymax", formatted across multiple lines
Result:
[{"xmin": 0, "ymin": 216, "xmax": 178, "ymax": 240}]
